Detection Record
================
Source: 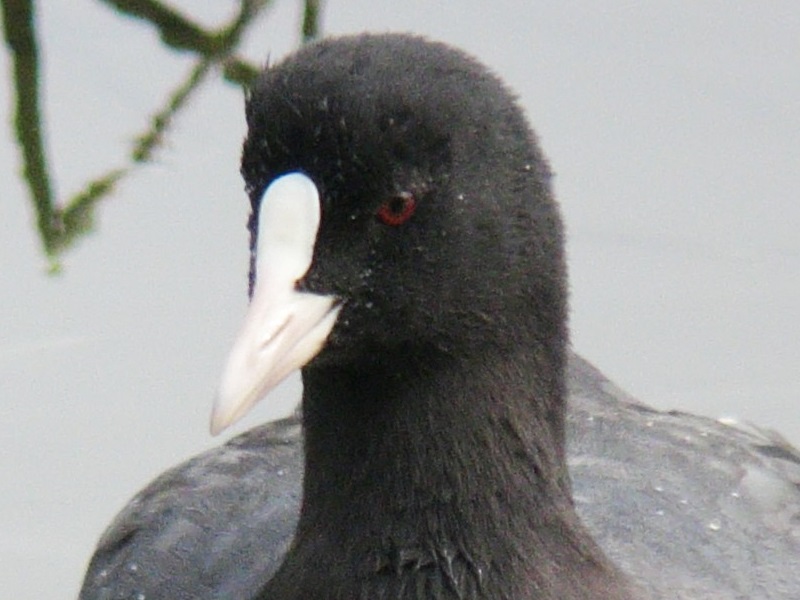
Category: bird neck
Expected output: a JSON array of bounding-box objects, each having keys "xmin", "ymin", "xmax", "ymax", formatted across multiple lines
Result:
[{"xmin": 260, "ymin": 345, "xmax": 632, "ymax": 599}]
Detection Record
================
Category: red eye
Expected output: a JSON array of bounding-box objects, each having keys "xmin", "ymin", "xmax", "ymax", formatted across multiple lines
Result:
[{"xmin": 376, "ymin": 192, "xmax": 417, "ymax": 226}]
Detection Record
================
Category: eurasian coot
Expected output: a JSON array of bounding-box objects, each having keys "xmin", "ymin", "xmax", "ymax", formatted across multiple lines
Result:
[{"xmin": 79, "ymin": 34, "xmax": 800, "ymax": 600}]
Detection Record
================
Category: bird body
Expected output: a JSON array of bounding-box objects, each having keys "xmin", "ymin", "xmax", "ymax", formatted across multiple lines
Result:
[{"xmin": 80, "ymin": 355, "xmax": 800, "ymax": 599}]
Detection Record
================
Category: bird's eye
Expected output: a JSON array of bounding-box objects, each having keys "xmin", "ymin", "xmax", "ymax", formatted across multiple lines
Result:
[{"xmin": 376, "ymin": 192, "xmax": 417, "ymax": 226}]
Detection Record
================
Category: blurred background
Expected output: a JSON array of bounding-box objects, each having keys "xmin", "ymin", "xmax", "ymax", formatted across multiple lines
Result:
[{"xmin": 1, "ymin": 2, "xmax": 798, "ymax": 598}]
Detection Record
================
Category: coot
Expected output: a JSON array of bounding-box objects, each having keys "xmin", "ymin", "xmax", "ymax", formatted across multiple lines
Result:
[{"xmin": 79, "ymin": 34, "xmax": 800, "ymax": 600}]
